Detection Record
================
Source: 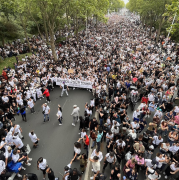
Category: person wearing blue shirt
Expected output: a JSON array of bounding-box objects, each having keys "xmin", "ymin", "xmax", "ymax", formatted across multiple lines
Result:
[
  {"xmin": 92, "ymin": 128, "xmax": 103, "ymax": 151},
  {"xmin": 17, "ymin": 105, "xmax": 27, "ymax": 122}
]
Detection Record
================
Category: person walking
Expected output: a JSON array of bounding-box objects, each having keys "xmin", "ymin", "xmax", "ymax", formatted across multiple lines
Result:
[
  {"xmin": 60, "ymin": 82, "xmax": 69, "ymax": 97},
  {"xmin": 43, "ymin": 87, "xmax": 51, "ymax": 103},
  {"xmin": 56, "ymin": 104, "xmax": 63, "ymax": 125},
  {"xmin": 29, "ymin": 131, "xmax": 39, "ymax": 148},
  {"xmin": 46, "ymin": 167, "xmax": 59, "ymax": 180},
  {"xmin": 42, "ymin": 103, "xmax": 50, "ymax": 123},
  {"xmin": 27, "ymin": 98, "xmax": 35, "ymax": 114},
  {"xmin": 37, "ymin": 157, "xmax": 48, "ymax": 180},
  {"xmin": 71, "ymin": 105, "xmax": 80, "ymax": 126},
  {"xmin": 17, "ymin": 105, "xmax": 27, "ymax": 122},
  {"xmin": 89, "ymin": 156, "xmax": 100, "ymax": 180}
]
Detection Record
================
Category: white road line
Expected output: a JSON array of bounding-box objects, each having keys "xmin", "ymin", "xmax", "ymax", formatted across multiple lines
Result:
[{"xmin": 62, "ymin": 99, "xmax": 68, "ymax": 109}]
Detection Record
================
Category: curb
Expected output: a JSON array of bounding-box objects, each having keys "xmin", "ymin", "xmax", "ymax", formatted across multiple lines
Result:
[{"xmin": 84, "ymin": 111, "xmax": 98, "ymax": 180}]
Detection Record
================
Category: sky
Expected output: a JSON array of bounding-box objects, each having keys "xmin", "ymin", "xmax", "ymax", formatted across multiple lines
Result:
[{"xmin": 123, "ymin": 0, "xmax": 129, "ymax": 5}]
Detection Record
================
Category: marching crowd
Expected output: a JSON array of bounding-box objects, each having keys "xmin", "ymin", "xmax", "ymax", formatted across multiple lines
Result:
[{"xmin": 1, "ymin": 11, "xmax": 179, "ymax": 180}]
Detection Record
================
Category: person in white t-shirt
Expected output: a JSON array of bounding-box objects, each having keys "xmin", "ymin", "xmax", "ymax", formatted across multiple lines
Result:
[
  {"xmin": 12, "ymin": 148, "xmax": 32, "ymax": 167},
  {"xmin": 63, "ymin": 158, "xmax": 74, "ymax": 180},
  {"xmin": 152, "ymin": 135, "xmax": 163, "ymax": 148},
  {"xmin": 155, "ymin": 153, "xmax": 170, "ymax": 171},
  {"xmin": 74, "ymin": 139, "xmax": 81, "ymax": 159},
  {"xmin": 60, "ymin": 82, "xmax": 69, "ymax": 97},
  {"xmin": 37, "ymin": 157, "xmax": 48, "ymax": 179},
  {"xmin": 27, "ymin": 98, "xmax": 35, "ymax": 114},
  {"xmin": 42, "ymin": 103, "xmax": 50, "ymax": 122},
  {"xmin": 146, "ymin": 167, "xmax": 161, "ymax": 180},
  {"xmin": 56, "ymin": 105, "xmax": 63, "ymax": 125},
  {"xmin": 89, "ymin": 156, "xmax": 100, "ymax": 180},
  {"xmin": 29, "ymin": 131, "xmax": 39, "ymax": 148},
  {"xmin": 2, "ymin": 95, "xmax": 9, "ymax": 103},
  {"xmin": 102, "ymin": 152, "xmax": 116, "ymax": 173},
  {"xmin": 12, "ymin": 135, "xmax": 26, "ymax": 152},
  {"xmin": 91, "ymin": 149, "xmax": 103, "ymax": 162}
]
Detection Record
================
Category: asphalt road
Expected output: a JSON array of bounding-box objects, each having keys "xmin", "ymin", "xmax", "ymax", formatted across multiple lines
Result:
[{"xmin": 14, "ymin": 87, "xmax": 93, "ymax": 179}]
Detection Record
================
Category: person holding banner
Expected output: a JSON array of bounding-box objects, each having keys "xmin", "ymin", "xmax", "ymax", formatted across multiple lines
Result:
[{"xmin": 60, "ymin": 82, "xmax": 69, "ymax": 97}]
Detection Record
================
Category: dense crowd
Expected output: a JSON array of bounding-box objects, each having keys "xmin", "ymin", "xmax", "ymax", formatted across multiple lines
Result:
[{"xmin": 0, "ymin": 11, "xmax": 179, "ymax": 180}]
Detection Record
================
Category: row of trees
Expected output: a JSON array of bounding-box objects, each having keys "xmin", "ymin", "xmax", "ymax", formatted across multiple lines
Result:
[
  {"xmin": 0, "ymin": 0, "xmax": 125, "ymax": 60},
  {"xmin": 126, "ymin": 0, "xmax": 179, "ymax": 42}
]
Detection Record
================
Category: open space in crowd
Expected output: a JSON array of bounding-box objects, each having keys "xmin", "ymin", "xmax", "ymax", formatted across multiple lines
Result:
[{"xmin": 1, "ymin": 7, "xmax": 179, "ymax": 180}]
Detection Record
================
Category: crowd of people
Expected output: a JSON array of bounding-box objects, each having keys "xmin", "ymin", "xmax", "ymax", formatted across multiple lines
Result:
[{"xmin": 0, "ymin": 10, "xmax": 179, "ymax": 180}]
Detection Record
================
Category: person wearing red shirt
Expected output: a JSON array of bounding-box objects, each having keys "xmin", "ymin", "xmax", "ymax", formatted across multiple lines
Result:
[
  {"xmin": 82, "ymin": 135, "xmax": 89, "ymax": 157},
  {"xmin": 2, "ymin": 69, "xmax": 8, "ymax": 80},
  {"xmin": 141, "ymin": 96, "xmax": 149, "ymax": 104},
  {"xmin": 43, "ymin": 87, "xmax": 51, "ymax": 103}
]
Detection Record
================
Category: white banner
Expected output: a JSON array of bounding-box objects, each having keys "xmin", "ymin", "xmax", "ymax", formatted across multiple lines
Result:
[{"xmin": 56, "ymin": 78, "xmax": 92, "ymax": 89}]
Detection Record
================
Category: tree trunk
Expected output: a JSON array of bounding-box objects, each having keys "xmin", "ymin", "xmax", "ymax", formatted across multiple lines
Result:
[
  {"xmin": 2, "ymin": 38, "xmax": 5, "ymax": 47},
  {"xmin": 156, "ymin": 18, "xmax": 163, "ymax": 42},
  {"xmin": 20, "ymin": 15, "xmax": 31, "ymax": 52},
  {"xmin": 43, "ymin": 15, "xmax": 49, "ymax": 44},
  {"xmin": 49, "ymin": 28, "xmax": 57, "ymax": 61},
  {"xmin": 75, "ymin": 13, "xmax": 78, "ymax": 43},
  {"xmin": 96, "ymin": 15, "xmax": 98, "ymax": 31}
]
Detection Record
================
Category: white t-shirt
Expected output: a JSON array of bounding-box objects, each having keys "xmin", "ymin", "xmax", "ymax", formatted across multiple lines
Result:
[
  {"xmin": 13, "ymin": 137, "xmax": 24, "ymax": 148},
  {"xmin": 16, "ymin": 99, "xmax": 23, "ymax": 106},
  {"xmin": 12, "ymin": 153, "xmax": 20, "ymax": 163},
  {"xmin": 27, "ymin": 99, "xmax": 34, "ymax": 108},
  {"xmin": 43, "ymin": 105, "xmax": 50, "ymax": 114},
  {"xmin": 91, "ymin": 149, "xmax": 103, "ymax": 162},
  {"xmin": 4, "ymin": 149, "xmax": 12, "ymax": 159},
  {"xmin": 29, "ymin": 133, "xmax": 38, "ymax": 143},
  {"xmin": 0, "ymin": 160, "xmax": 6, "ymax": 174},
  {"xmin": 74, "ymin": 146, "xmax": 81, "ymax": 155},
  {"xmin": 116, "ymin": 140, "xmax": 126, "ymax": 148},
  {"xmin": 92, "ymin": 161, "xmax": 100, "ymax": 173},
  {"xmin": 57, "ymin": 110, "xmax": 62, "ymax": 118},
  {"xmin": 131, "ymin": 122, "xmax": 139, "ymax": 129},
  {"xmin": 2, "ymin": 96, "xmax": 9, "ymax": 102},
  {"xmin": 156, "ymin": 156, "xmax": 165, "ymax": 168},
  {"xmin": 39, "ymin": 159, "xmax": 47, "ymax": 170},
  {"xmin": 147, "ymin": 167, "xmax": 161, "ymax": 179},
  {"xmin": 170, "ymin": 163, "xmax": 179, "ymax": 171},
  {"xmin": 105, "ymin": 153, "xmax": 116, "ymax": 163},
  {"xmin": 152, "ymin": 136, "xmax": 163, "ymax": 145},
  {"xmin": 145, "ymin": 159, "xmax": 153, "ymax": 168}
]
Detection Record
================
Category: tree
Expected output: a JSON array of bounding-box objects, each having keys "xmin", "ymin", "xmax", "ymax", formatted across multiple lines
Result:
[
  {"xmin": 126, "ymin": 0, "xmax": 171, "ymax": 41},
  {"xmin": 164, "ymin": 0, "xmax": 179, "ymax": 41},
  {"xmin": 109, "ymin": 0, "xmax": 125, "ymax": 12},
  {"xmin": 0, "ymin": 20, "xmax": 20, "ymax": 46}
]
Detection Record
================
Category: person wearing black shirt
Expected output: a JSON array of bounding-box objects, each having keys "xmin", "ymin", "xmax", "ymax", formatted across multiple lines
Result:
[
  {"xmin": 102, "ymin": 123, "xmax": 109, "ymax": 142},
  {"xmin": 110, "ymin": 163, "xmax": 120, "ymax": 180},
  {"xmin": 89, "ymin": 117, "xmax": 98, "ymax": 131},
  {"xmin": 106, "ymin": 140, "xmax": 114, "ymax": 153},
  {"xmin": 23, "ymin": 173, "xmax": 38, "ymax": 180},
  {"xmin": 66, "ymin": 168, "xmax": 81, "ymax": 180},
  {"xmin": 46, "ymin": 167, "xmax": 58, "ymax": 180},
  {"xmin": 125, "ymin": 135, "xmax": 134, "ymax": 153}
]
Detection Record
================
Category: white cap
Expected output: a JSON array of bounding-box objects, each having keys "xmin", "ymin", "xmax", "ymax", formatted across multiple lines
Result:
[{"xmin": 73, "ymin": 105, "xmax": 77, "ymax": 108}]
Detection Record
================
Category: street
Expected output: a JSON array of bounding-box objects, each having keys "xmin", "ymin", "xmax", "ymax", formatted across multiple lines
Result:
[{"xmin": 14, "ymin": 87, "xmax": 93, "ymax": 179}]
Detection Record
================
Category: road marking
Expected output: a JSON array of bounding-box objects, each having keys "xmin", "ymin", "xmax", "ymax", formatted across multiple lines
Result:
[{"xmin": 62, "ymin": 99, "xmax": 68, "ymax": 109}]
